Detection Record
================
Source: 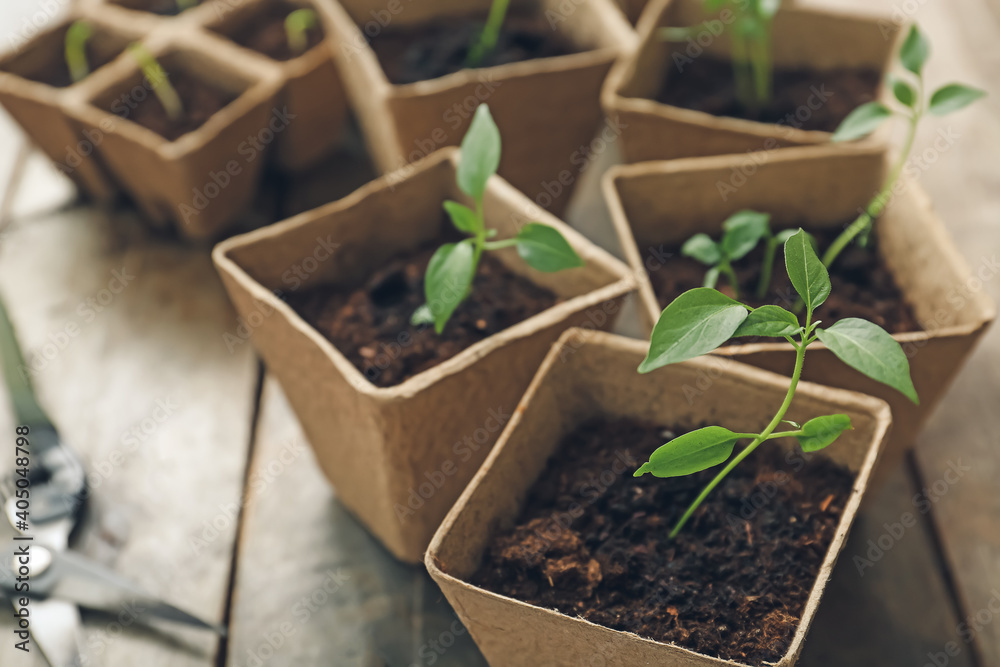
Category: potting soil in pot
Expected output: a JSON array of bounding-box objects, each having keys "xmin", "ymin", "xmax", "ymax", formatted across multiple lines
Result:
[
  {"xmin": 472, "ymin": 417, "xmax": 855, "ymax": 665},
  {"xmin": 218, "ymin": 1, "xmax": 325, "ymax": 62},
  {"xmin": 643, "ymin": 227, "xmax": 921, "ymax": 335},
  {"xmin": 6, "ymin": 35, "xmax": 121, "ymax": 89},
  {"xmin": 367, "ymin": 11, "xmax": 578, "ymax": 85},
  {"xmin": 285, "ymin": 231, "xmax": 560, "ymax": 388},
  {"xmin": 116, "ymin": 70, "xmax": 238, "ymax": 141},
  {"xmin": 114, "ymin": 0, "xmax": 204, "ymax": 16},
  {"xmin": 656, "ymin": 56, "xmax": 881, "ymax": 132}
]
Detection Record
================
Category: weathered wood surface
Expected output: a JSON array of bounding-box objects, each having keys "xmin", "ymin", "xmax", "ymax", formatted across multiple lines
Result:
[{"xmin": 0, "ymin": 0, "xmax": 998, "ymax": 663}]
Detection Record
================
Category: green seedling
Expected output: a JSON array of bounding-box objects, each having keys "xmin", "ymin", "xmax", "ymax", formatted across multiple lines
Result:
[
  {"xmin": 824, "ymin": 24, "xmax": 985, "ymax": 268},
  {"xmin": 128, "ymin": 43, "xmax": 183, "ymax": 122},
  {"xmin": 466, "ymin": 0, "xmax": 510, "ymax": 68},
  {"xmin": 65, "ymin": 21, "xmax": 93, "ymax": 84},
  {"xmin": 634, "ymin": 229, "xmax": 917, "ymax": 537},
  {"xmin": 682, "ymin": 210, "xmax": 794, "ymax": 300},
  {"xmin": 285, "ymin": 8, "xmax": 318, "ymax": 56},
  {"xmin": 662, "ymin": 0, "xmax": 780, "ymax": 114},
  {"xmin": 411, "ymin": 104, "xmax": 584, "ymax": 334}
]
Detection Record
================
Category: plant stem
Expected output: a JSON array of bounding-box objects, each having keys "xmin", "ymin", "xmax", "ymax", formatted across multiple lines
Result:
[
  {"xmin": 755, "ymin": 235, "xmax": 778, "ymax": 300},
  {"xmin": 748, "ymin": 28, "xmax": 772, "ymax": 109},
  {"xmin": 65, "ymin": 21, "xmax": 93, "ymax": 83},
  {"xmin": 466, "ymin": 0, "xmax": 510, "ymax": 68},
  {"xmin": 669, "ymin": 327, "xmax": 808, "ymax": 538},
  {"xmin": 128, "ymin": 44, "xmax": 184, "ymax": 122},
  {"xmin": 720, "ymin": 259, "xmax": 740, "ymax": 300},
  {"xmin": 730, "ymin": 30, "xmax": 756, "ymax": 115},
  {"xmin": 285, "ymin": 8, "xmax": 317, "ymax": 56},
  {"xmin": 822, "ymin": 80, "xmax": 923, "ymax": 268}
]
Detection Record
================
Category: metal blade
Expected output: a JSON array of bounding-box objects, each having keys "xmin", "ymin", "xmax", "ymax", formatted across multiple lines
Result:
[
  {"xmin": 0, "ymin": 295, "xmax": 52, "ymax": 428},
  {"xmin": 48, "ymin": 550, "xmax": 225, "ymax": 635},
  {"xmin": 18, "ymin": 598, "xmax": 84, "ymax": 667}
]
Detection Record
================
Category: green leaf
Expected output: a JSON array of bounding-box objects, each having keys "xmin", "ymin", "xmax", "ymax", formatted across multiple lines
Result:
[
  {"xmin": 733, "ymin": 305, "xmax": 800, "ymax": 338},
  {"xmin": 784, "ymin": 230, "xmax": 830, "ymax": 312},
  {"xmin": 928, "ymin": 83, "xmax": 986, "ymax": 116},
  {"xmin": 832, "ymin": 102, "xmax": 892, "ymax": 142},
  {"xmin": 639, "ymin": 288, "xmax": 748, "ymax": 373},
  {"xmin": 757, "ymin": 0, "xmax": 781, "ymax": 19},
  {"xmin": 424, "ymin": 240, "xmax": 476, "ymax": 334},
  {"xmin": 774, "ymin": 228, "xmax": 797, "ymax": 245},
  {"xmin": 410, "ymin": 303, "xmax": 434, "ymax": 326},
  {"xmin": 816, "ymin": 318, "xmax": 919, "ymax": 403},
  {"xmin": 899, "ymin": 24, "xmax": 930, "ymax": 75},
  {"xmin": 514, "ymin": 223, "xmax": 583, "ymax": 273},
  {"xmin": 634, "ymin": 426, "xmax": 739, "ymax": 478},
  {"xmin": 457, "ymin": 105, "xmax": 501, "ymax": 199},
  {"xmin": 891, "ymin": 77, "xmax": 916, "ymax": 107},
  {"xmin": 796, "ymin": 414, "xmax": 852, "ymax": 453},
  {"xmin": 442, "ymin": 200, "xmax": 480, "ymax": 235},
  {"xmin": 682, "ymin": 234, "xmax": 722, "ymax": 266},
  {"xmin": 722, "ymin": 210, "xmax": 771, "ymax": 261}
]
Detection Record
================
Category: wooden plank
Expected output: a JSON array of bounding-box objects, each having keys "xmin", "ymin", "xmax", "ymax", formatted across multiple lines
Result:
[
  {"xmin": 0, "ymin": 200, "xmax": 259, "ymax": 665},
  {"xmin": 226, "ymin": 377, "xmax": 488, "ymax": 667}
]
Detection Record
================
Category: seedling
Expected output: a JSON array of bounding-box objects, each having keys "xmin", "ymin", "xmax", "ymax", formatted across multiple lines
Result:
[
  {"xmin": 285, "ymin": 8, "xmax": 318, "ymax": 56},
  {"xmin": 681, "ymin": 210, "xmax": 794, "ymax": 299},
  {"xmin": 127, "ymin": 43, "xmax": 183, "ymax": 123},
  {"xmin": 662, "ymin": 0, "xmax": 780, "ymax": 114},
  {"xmin": 466, "ymin": 0, "xmax": 510, "ymax": 68},
  {"xmin": 65, "ymin": 21, "xmax": 93, "ymax": 84},
  {"xmin": 411, "ymin": 104, "xmax": 583, "ymax": 334},
  {"xmin": 824, "ymin": 24, "xmax": 985, "ymax": 268},
  {"xmin": 634, "ymin": 229, "xmax": 917, "ymax": 537}
]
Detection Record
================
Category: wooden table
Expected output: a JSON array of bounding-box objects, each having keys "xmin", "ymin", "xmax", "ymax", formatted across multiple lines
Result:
[{"xmin": 0, "ymin": 0, "xmax": 997, "ymax": 664}]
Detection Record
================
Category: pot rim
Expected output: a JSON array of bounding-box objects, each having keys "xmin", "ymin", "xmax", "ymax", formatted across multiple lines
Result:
[
  {"xmin": 601, "ymin": 144, "xmax": 998, "ymax": 350},
  {"xmin": 426, "ymin": 327, "xmax": 893, "ymax": 667},
  {"xmin": 213, "ymin": 148, "xmax": 637, "ymax": 400},
  {"xmin": 602, "ymin": 0, "xmax": 903, "ymax": 143}
]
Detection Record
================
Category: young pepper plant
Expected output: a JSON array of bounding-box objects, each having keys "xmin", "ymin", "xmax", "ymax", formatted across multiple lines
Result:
[
  {"xmin": 662, "ymin": 0, "xmax": 780, "ymax": 114},
  {"xmin": 823, "ymin": 24, "xmax": 985, "ymax": 268},
  {"xmin": 285, "ymin": 8, "xmax": 318, "ymax": 56},
  {"xmin": 466, "ymin": 0, "xmax": 511, "ymax": 68},
  {"xmin": 65, "ymin": 21, "xmax": 93, "ymax": 84},
  {"xmin": 411, "ymin": 104, "xmax": 583, "ymax": 334},
  {"xmin": 634, "ymin": 229, "xmax": 917, "ymax": 537},
  {"xmin": 128, "ymin": 43, "xmax": 184, "ymax": 122},
  {"xmin": 682, "ymin": 210, "xmax": 794, "ymax": 300}
]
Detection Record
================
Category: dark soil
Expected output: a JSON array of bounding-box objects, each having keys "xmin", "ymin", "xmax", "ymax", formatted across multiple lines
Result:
[
  {"xmin": 14, "ymin": 37, "xmax": 120, "ymax": 88},
  {"xmin": 657, "ymin": 56, "xmax": 881, "ymax": 132},
  {"xmin": 472, "ymin": 417, "xmax": 855, "ymax": 665},
  {"xmin": 114, "ymin": 0, "xmax": 203, "ymax": 16},
  {"xmin": 642, "ymin": 226, "xmax": 921, "ymax": 336},
  {"xmin": 217, "ymin": 2, "xmax": 324, "ymax": 61},
  {"xmin": 368, "ymin": 11, "xmax": 578, "ymax": 85},
  {"xmin": 285, "ymin": 232, "xmax": 560, "ymax": 387},
  {"xmin": 117, "ymin": 70, "xmax": 238, "ymax": 141}
]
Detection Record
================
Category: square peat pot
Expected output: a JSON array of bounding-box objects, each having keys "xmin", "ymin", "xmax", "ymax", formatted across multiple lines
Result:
[
  {"xmin": 92, "ymin": 0, "xmax": 218, "ymax": 30},
  {"xmin": 203, "ymin": 0, "xmax": 348, "ymax": 172},
  {"xmin": 602, "ymin": 0, "xmax": 900, "ymax": 163},
  {"xmin": 0, "ymin": 12, "xmax": 137, "ymax": 201},
  {"xmin": 320, "ymin": 0, "xmax": 636, "ymax": 215},
  {"xmin": 426, "ymin": 327, "xmax": 893, "ymax": 667},
  {"xmin": 603, "ymin": 145, "xmax": 996, "ymax": 488},
  {"xmin": 211, "ymin": 149, "xmax": 636, "ymax": 562},
  {"xmin": 64, "ymin": 32, "xmax": 284, "ymax": 241}
]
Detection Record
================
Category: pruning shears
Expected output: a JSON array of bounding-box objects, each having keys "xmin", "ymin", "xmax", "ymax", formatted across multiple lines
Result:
[{"xmin": 0, "ymin": 296, "xmax": 224, "ymax": 666}]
